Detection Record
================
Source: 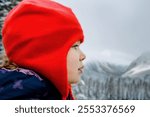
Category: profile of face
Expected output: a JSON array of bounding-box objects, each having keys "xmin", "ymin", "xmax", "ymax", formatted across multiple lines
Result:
[{"xmin": 67, "ymin": 41, "xmax": 86, "ymax": 84}]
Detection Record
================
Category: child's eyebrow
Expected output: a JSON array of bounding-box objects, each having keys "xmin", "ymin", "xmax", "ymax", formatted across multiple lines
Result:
[
  {"xmin": 76, "ymin": 41, "xmax": 81, "ymax": 44},
  {"xmin": 72, "ymin": 40, "xmax": 81, "ymax": 46}
]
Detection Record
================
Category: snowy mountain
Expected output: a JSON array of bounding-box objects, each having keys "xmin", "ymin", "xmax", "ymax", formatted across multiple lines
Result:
[
  {"xmin": 73, "ymin": 52, "xmax": 150, "ymax": 100},
  {"xmin": 122, "ymin": 52, "xmax": 150, "ymax": 78}
]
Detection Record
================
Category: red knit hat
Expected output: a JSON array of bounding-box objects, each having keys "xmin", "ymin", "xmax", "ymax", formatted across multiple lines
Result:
[{"xmin": 2, "ymin": 0, "xmax": 84, "ymax": 99}]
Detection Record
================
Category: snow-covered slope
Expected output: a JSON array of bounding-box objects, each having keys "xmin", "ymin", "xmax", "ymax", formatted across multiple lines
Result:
[
  {"xmin": 73, "ymin": 52, "xmax": 150, "ymax": 100},
  {"xmin": 73, "ymin": 60, "xmax": 127, "ymax": 99},
  {"xmin": 122, "ymin": 52, "xmax": 150, "ymax": 78}
]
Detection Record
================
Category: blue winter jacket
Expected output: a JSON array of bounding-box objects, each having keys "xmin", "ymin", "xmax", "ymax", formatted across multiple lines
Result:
[{"xmin": 0, "ymin": 68, "xmax": 72, "ymax": 100}]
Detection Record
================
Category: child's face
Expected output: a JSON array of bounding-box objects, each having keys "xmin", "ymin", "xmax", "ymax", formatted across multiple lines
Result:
[{"xmin": 67, "ymin": 41, "xmax": 86, "ymax": 84}]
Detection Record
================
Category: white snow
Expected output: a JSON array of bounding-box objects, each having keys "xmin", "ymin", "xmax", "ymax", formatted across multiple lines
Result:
[{"xmin": 122, "ymin": 52, "xmax": 150, "ymax": 78}]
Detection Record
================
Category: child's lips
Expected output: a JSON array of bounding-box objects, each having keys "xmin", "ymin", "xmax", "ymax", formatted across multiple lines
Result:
[{"xmin": 78, "ymin": 66, "xmax": 84, "ymax": 73}]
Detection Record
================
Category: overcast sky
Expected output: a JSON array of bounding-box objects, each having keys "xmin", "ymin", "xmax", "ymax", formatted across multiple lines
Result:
[{"xmin": 55, "ymin": 0, "xmax": 150, "ymax": 65}]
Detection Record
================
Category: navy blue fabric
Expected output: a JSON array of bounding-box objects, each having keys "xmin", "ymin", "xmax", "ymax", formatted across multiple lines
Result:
[{"xmin": 0, "ymin": 69, "xmax": 62, "ymax": 100}]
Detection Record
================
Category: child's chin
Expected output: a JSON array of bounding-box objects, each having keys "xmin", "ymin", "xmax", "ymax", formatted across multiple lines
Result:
[{"xmin": 70, "ymin": 79, "xmax": 80, "ymax": 84}]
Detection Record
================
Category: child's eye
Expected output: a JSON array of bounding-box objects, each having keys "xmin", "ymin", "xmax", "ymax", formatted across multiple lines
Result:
[{"xmin": 72, "ymin": 45, "xmax": 79, "ymax": 50}]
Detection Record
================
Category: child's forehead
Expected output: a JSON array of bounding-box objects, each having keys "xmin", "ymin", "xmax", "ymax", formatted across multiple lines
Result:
[{"xmin": 74, "ymin": 41, "xmax": 81, "ymax": 44}]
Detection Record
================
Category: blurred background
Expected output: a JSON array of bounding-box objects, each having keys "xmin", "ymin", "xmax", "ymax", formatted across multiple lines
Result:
[{"xmin": 1, "ymin": 0, "xmax": 150, "ymax": 99}]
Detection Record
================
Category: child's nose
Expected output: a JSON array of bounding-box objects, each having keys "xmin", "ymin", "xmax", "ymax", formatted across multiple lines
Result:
[{"xmin": 80, "ymin": 50, "xmax": 86, "ymax": 61}]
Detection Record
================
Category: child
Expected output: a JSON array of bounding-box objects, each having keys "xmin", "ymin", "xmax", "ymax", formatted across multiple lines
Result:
[{"xmin": 0, "ymin": 0, "xmax": 86, "ymax": 100}]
